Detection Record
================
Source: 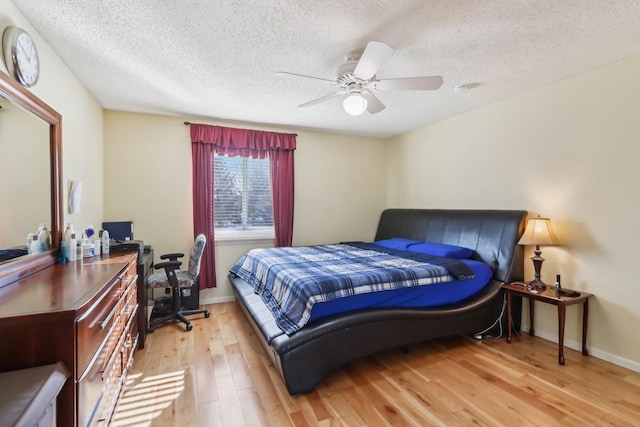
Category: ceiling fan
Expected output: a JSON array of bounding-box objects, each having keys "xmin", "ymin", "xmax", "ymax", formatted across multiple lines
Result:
[{"xmin": 277, "ymin": 41, "xmax": 443, "ymax": 116}]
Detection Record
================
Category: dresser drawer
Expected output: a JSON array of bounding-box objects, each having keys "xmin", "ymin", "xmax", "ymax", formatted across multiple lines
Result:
[
  {"xmin": 78, "ymin": 335, "xmax": 124, "ymax": 427},
  {"xmin": 78, "ymin": 275, "xmax": 138, "ymax": 426},
  {"xmin": 121, "ymin": 257, "xmax": 138, "ymax": 291},
  {"xmin": 121, "ymin": 301, "xmax": 139, "ymax": 376},
  {"xmin": 82, "ymin": 308, "xmax": 138, "ymax": 426},
  {"xmin": 76, "ymin": 273, "xmax": 125, "ymax": 377}
]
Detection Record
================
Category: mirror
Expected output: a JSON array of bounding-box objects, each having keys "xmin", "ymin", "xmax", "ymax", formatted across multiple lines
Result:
[
  {"xmin": 0, "ymin": 70, "xmax": 62, "ymax": 288},
  {"xmin": 0, "ymin": 100, "xmax": 50, "ymax": 250}
]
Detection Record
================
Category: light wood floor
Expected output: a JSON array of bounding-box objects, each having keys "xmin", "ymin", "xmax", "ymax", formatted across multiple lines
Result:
[{"xmin": 113, "ymin": 302, "xmax": 640, "ymax": 426}]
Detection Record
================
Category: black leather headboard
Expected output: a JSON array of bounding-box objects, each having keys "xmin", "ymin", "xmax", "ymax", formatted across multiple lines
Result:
[{"xmin": 375, "ymin": 209, "xmax": 527, "ymax": 283}]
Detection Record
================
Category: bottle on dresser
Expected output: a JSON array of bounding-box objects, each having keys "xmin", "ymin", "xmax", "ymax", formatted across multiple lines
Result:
[
  {"xmin": 69, "ymin": 233, "xmax": 77, "ymax": 262},
  {"xmin": 36, "ymin": 224, "xmax": 48, "ymax": 252},
  {"xmin": 102, "ymin": 229, "xmax": 110, "ymax": 254},
  {"xmin": 63, "ymin": 224, "xmax": 74, "ymax": 261},
  {"xmin": 94, "ymin": 235, "xmax": 101, "ymax": 256}
]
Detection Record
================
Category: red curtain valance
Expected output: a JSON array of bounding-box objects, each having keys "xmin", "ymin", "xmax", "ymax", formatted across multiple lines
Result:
[{"xmin": 190, "ymin": 124, "xmax": 296, "ymax": 158}]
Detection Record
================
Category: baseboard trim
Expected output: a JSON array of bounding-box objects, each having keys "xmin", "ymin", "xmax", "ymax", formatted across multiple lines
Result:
[
  {"xmin": 535, "ymin": 330, "xmax": 640, "ymax": 373},
  {"xmin": 200, "ymin": 295, "xmax": 236, "ymax": 305}
]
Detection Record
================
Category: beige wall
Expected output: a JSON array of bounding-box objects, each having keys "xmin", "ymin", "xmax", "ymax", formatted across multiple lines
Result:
[
  {"xmin": 103, "ymin": 110, "xmax": 388, "ymax": 302},
  {"xmin": 387, "ymin": 54, "xmax": 640, "ymax": 371},
  {"xmin": 0, "ymin": 0, "xmax": 104, "ymax": 238}
]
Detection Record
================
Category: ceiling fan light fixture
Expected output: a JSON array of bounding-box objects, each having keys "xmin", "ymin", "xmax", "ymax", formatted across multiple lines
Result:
[{"xmin": 343, "ymin": 92, "xmax": 368, "ymax": 116}]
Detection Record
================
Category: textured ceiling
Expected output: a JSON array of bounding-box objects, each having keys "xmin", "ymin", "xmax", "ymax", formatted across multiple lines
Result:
[{"xmin": 9, "ymin": 0, "xmax": 640, "ymax": 138}]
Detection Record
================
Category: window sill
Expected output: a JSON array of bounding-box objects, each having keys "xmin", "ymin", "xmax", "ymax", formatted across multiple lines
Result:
[{"xmin": 214, "ymin": 230, "xmax": 274, "ymax": 246}]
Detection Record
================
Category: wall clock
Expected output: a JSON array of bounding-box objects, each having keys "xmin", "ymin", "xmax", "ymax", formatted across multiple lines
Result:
[{"xmin": 2, "ymin": 26, "xmax": 40, "ymax": 87}]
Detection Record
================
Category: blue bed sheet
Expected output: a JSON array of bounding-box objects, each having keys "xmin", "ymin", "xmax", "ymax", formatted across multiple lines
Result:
[{"xmin": 307, "ymin": 259, "xmax": 493, "ymax": 324}]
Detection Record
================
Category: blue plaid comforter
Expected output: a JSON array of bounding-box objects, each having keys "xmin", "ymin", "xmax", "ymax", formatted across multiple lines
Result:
[{"xmin": 230, "ymin": 242, "xmax": 475, "ymax": 335}]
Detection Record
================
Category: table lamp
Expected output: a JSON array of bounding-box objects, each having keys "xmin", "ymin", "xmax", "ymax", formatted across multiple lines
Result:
[{"xmin": 517, "ymin": 215, "xmax": 559, "ymax": 289}]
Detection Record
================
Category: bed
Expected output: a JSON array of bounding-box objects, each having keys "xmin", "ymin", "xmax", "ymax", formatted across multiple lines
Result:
[{"xmin": 229, "ymin": 209, "xmax": 527, "ymax": 395}]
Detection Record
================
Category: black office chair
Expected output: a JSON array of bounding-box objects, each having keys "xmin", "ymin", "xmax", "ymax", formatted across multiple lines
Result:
[{"xmin": 147, "ymin": 234, "xmax": 210, "ymax": 332}]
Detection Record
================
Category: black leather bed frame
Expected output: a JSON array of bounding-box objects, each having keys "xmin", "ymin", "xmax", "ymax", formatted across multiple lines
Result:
[{"xmin": 229, "ymin": 209, "xmax": 527, "ymax": 395}]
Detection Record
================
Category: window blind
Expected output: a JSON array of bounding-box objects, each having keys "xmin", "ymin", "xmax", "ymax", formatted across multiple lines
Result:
[{"xmin": 214, "ymin": 155, "xmax": 273, "ymax": 230}]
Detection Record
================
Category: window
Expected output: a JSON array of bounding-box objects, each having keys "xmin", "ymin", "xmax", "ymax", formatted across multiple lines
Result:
[{"xmin": 213, "ymin": 154, "xmax": 273, "ymax": 240}]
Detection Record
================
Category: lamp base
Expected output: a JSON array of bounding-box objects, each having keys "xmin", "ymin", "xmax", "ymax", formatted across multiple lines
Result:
[
  {"xmin": 527, "ymin": 280, "xmax": 547, "ymax": 290},
  {"xmin": 529, "ymin": 248, "xmax": 547, "ymax": 290}
]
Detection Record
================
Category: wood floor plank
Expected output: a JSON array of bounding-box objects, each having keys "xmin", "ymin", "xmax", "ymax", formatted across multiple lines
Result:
[
  {"xmin": 425, "ymin": 359, "xmax": 538, "ymax": 427},
  {"xmin": 332, "ymin": 385, "xmax": 390, "ymax": 427},
  {"xmin": 172, "ymin": 364, "xmax": 199, "ymax": 426},
  {"xmin": 321, "ymin": 388, "xmax": 369, "ymax": 426},
  {"xmin": 248, "ymin": 363, "xmax": 294, "ymax": 426},
  {"xmin": 229, "ymin": 343, "xmax": 255, "ymax": 389},
  {"xmin": 193, "ymin": 317, "xmax": 219, "ymax": 404},
  {"xmin": 116, "ymin": 302, "xmax": 640, "ymax": 426},
  {"xmin": 216, "ymin": 373, "xmax": 247, "ymax": 427},
  {"xmin": 303, "ymin": 390, "xmax": 334, "ymax": 422},
  {"xmin": 236, "ymin": 387, "xmax": 271, "ymax": 427},
  {"xmin": 198, "ymin": 400, "xmax": 223, "ymax": 427},
  {"xmin": 455, "ymin": 358, "xmax": 564, "ymax": 423}
]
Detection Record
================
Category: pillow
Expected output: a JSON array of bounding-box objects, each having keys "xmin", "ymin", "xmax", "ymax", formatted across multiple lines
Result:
[
  {"xmin": 406, "ymin": 242, "xmax": 474, "ymax": 259},
  {"xmin": 373, "ymin": 238, "xmax": 423, "ymax": 251}
]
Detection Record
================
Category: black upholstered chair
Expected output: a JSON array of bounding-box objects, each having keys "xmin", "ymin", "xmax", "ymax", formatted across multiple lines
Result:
[{"xmin": 147, "ymin": 234, "xmax": 210, "ymax": 332}]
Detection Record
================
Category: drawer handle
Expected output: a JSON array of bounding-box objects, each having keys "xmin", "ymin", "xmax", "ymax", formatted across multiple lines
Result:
[
  {"xmin": 99, "ymin": 332, "xmax": 125, "ymax": 378},
  {"xmin": 100, "ymin": 299, "xmax": 122, "ymax": 330},
  {"xmin": 77, "ymin": 278, "xmax": 120, "ymax": 323}
]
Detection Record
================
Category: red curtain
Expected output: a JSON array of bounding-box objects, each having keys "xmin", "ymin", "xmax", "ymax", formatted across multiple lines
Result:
[
  {"xmin": 270, "ymin": 149, "xmax": 295, "ymax": 246},
  {"xmin": 191, "ymin": 141, "xmax": 216, "ymax": 289},
  {"xmin": 191, "ymin": 124, "xmax": 297, "ymax": 287}
]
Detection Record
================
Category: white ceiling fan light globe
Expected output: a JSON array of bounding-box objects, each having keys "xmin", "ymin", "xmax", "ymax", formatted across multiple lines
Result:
[{"xmin": 343, "ymin": 93, "xmax": 368, "ymax": 116}]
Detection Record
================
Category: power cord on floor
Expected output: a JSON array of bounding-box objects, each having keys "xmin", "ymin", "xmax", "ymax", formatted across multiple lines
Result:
[{"xmin": 473, "ymin": 293, "xmax": 507, "ymax": 340}]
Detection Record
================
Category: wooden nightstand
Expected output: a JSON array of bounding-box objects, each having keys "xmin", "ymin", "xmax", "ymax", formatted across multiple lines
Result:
[{"xmin": 503, "ymin": 282, "xmax": 593, "ymax": 365}]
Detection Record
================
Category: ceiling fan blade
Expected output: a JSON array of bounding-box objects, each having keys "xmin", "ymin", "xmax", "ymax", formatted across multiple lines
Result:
[
  {"xmin": 353, "ymin": 41, "xmax": 393, "ymax": 81},
  {"xmin": 276, "ymin": 71, "xmax": 336, "ymax": 84},
  {"xmin": 298, "ymin": 91, "xmax": 344, "ymax": 108},
  {"xmin": 371, "ymin": 76, "xmax": 443, "ymax": 91},
  {"xmin": 363, "ymin": 92, "xmax": 386, "ymax": 114}
]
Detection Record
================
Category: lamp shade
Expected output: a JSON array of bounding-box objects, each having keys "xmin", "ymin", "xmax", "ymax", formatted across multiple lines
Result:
[
  {"xmin": 343, "ymin": 93, "xmax": 368, "ymax": 116},
  {"xmin": 517, "ymin": 216, "xmax": 559, "ymax": 246}
]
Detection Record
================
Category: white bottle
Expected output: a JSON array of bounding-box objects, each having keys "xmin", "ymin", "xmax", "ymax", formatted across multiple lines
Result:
[
  {"xmin": 37, "ymin": 224, "xmax": 47, "ymax": 252},
  {"xmin": 61, "ymin": 239, "xmax": 68, "ymax": 262},
  {"xmin": 30, "ymin": 235, "xmax": 40, "ymax": 255},
  {"xmin": 27, "ymin": 233, "xmax": 35, "ymax": 254},
  {"xmin": 102, "ymin": 229, "xmax": 110, "ymax": 254},
  {"xmin": 63, "ymin": 223, "xmax": 74, "ymax": 252},
  {"xmin": 94, "ymin": 236, "xmax": 101, "ymax": 256},
  {"xmin": 69, "ymin": 233, "xmax": 77, "ymax": 261}
]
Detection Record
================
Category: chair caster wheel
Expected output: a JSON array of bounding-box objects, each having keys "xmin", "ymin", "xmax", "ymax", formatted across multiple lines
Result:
[
  {"xmin": 186, "ymin": 324, "xmax": 193, "ymax": 331},
  {"xmin": 148, "ymin": 327, "xmax": 155, "ymax": 333},
  {"xmin": 204, "ymin": 311, "xmax": 210, "ymax": 318}
]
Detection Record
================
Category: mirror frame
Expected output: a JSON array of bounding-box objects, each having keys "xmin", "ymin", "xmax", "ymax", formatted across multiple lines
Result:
[{"xmin": 0, "ymin": 71, "xmax": 62, "ymax": 287}]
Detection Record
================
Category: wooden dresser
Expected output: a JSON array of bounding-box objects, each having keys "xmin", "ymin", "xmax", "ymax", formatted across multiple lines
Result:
[{"xmin": 0, "ymin": 252, "xmax": 139, "ymax": 426}]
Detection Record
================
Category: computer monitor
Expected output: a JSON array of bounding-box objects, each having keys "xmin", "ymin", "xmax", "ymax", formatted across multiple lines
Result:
[{"xmin": 102, "ymin": 221, "xmax": 134, "ymax": 241}]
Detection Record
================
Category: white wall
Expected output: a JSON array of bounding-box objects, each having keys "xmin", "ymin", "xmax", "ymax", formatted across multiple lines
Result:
[
  {"xmin": 0, "ymin": 0, "xmax": 104, "ymax": 236},
  {"xmin": 387, "ymin": 54, "xmax": 640, "ymax": 371},
  {"xmin": 103, "ymin": 110, "xmax": 388, "ymax": 302}
]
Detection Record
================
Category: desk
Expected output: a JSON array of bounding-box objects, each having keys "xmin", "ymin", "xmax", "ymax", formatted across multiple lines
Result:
[
  {"xmin": 137, "ymin": 249, "xmax": 154, "ymax": 349},
  {"xmin": 504, "ymin": 282, "xmax": 592, "ymax": 365}
]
